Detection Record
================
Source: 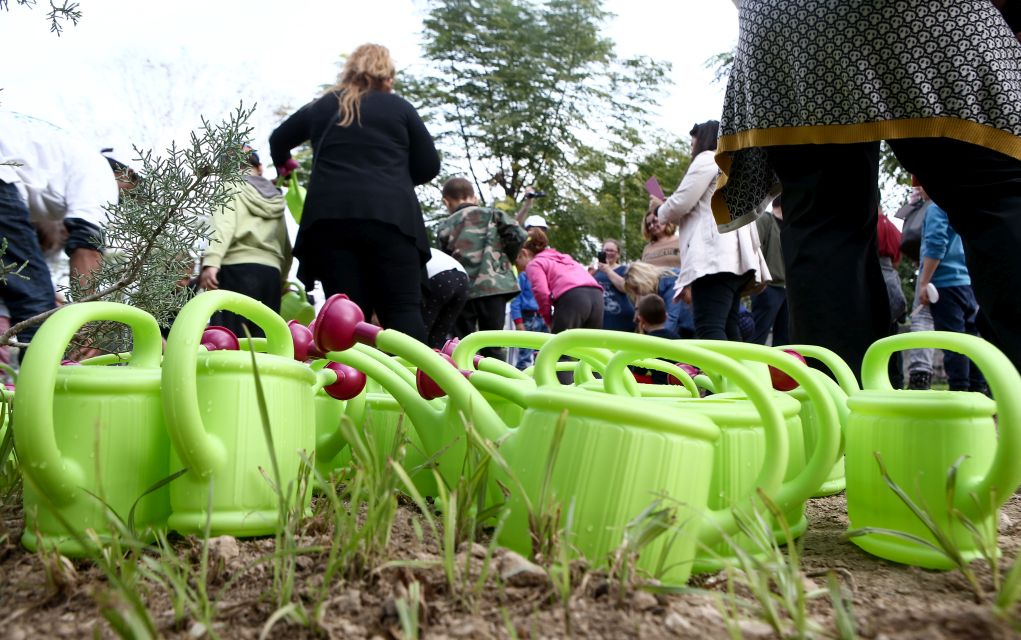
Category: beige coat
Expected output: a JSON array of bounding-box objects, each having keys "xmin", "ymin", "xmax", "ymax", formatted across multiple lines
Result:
[{"xmin": 657, "ymin": 150, "xmax": 770, "ymax": 292}]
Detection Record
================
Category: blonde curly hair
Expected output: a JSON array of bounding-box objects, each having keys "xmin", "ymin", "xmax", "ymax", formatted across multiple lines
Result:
[
  {"xmin": 327, "ymin": 43, "xmax": 396, "ymax": 127},
  {"xmin": 624, "ymin": 261, "xmax": 671, "ymax": 300}
]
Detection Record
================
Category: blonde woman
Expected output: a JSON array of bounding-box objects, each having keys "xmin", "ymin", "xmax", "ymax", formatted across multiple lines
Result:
[
  {"xmin": 640, "ymin": 206, "xmax": 680, "ymax": 268},
  {"xmin": 623, "ymin": 261, "xmax": 694, "ymax": 338},
  {"xmin": 270, "ymin": 43, "xmax": 440, "ymax": 342}
]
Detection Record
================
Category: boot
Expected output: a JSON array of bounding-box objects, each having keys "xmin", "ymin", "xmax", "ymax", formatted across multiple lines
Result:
[{"xmin": 908, "ymin": 371, "xmax": 931, "ymax": 390}]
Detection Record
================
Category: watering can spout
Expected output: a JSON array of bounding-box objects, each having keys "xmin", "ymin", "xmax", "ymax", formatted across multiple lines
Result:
[
  {"xmin": 314, "ymin": 297, "xmax": 512, "ymax": 445},
  {"xmin": 312, "ymin": 294, "xmax": 381, "ymax": 353}
]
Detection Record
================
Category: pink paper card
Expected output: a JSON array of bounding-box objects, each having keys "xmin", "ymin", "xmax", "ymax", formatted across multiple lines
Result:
[{"xmin": 645, "ymin": 176, "xmax": 665, "ymax": 200}]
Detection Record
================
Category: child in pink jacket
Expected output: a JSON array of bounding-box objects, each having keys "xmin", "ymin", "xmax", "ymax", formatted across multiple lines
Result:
[{"xmin": 516, "ymin": 228, "xmax": 603, "ymax": 333}]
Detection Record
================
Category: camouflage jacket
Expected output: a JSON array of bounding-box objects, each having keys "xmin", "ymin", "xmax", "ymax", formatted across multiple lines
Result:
[{"xmin": 436, "ymin": 204, "xmax": 527, "ymax": 299}]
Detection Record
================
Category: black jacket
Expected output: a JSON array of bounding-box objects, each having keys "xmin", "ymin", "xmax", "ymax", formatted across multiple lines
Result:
[{"xmin": 269, "ymin": 90, "xmax": 440, "ymax": 269}]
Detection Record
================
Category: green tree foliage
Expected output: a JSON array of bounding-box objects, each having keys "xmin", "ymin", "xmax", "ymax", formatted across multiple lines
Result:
[
  {"xmin": 400, "ymin": 0, "xmax": 671, "ymax": 252},
  {"xmin": 569, "ymin": 136, "xmax": 692, "ymax": 262}
]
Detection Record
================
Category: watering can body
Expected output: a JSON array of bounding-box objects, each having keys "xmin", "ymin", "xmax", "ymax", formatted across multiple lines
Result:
[
  {"xmin": 684, "ymin": 394, "xmax": 805, "ymax": 572},
  {"xmin": 599, "ymin": 340, "xmax": 841, "ymax": 570},
  {"xmin": 495, "ymin": 387, "xmax": 720, "ymax": 585},
  {"xmin": 16, "ymin": 303, "xmax": 170, "ymax": 555},
  {"xmin": 845, "ymin": 332, "xmax": 1021, "ymax": 569},
  {"xmin": 162, "ymin": 291, "xmax": 318, "ymax": 536}
]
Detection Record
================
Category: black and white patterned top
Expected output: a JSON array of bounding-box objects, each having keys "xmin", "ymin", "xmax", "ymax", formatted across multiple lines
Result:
[{"xmin": 714, "ymin": 0, "xmax": 1021, "ymax": 231}]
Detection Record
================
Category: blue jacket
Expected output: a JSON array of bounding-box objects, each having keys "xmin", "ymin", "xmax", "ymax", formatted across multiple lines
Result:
[
  {"xmin": 510, "ymin": 272, "xmax": 539, "ymax": 323},
  {"xmin": 659, "ymin": 270, "xmax": 695, "ymax": 336},
  {"xmin": 921, "ymin": 203, "xmax": 970, "ymax": 288}
]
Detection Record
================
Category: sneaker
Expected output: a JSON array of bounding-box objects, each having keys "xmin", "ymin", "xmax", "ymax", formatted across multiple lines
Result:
[{"xmin": 908, "ymin": 371, "xmax": 931, "ymax": 390}]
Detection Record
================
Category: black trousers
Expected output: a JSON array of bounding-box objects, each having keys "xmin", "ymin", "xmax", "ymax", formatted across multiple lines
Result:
[
  {"xmin": 211, "ymin": 263, "xmax": 282, "ymax": 339},
  {"xmin": 302, "ymin": 219, "xmax": 427, "ymax": 343},
  {"xmin": 423, "ymin": 269, "xmax": 470, "ymax": 349},
  {"xmin": 455, "ymin": 294, "xmax": 510, "ymax": 360},
  {"xmin": 767, "ymin": 138, "xmax": 1021, "ymax": 380},
  {"xmin": 690, "ymin": 271, "xmax": 753, "ymax": 341}
]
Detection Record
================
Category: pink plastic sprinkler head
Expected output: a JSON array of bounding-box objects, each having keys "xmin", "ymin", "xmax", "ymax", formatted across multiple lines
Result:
[
  {"xmin": 313, "ymin": 294, "xmax": 381, "ymax": 353},
  {"xmin": 288, "ymin": 320, "xmax": 323, "ymax": 361},
  {"xmin": 321, "ymin": 361, "xmax": 367, "ymax": 400},
  {"xmin": 769, "ymin": 349, "xmax": 807, "ymax": 391},
  {"xmin": 440, "ymin": 337, "xmax": 460, "ymax": 356},
  {"xmin": 416, "ymin": 350, "xmax": 472, "ymax": 400},
  {"xmin": 200, "ymin": 326, "xmax": 239, "ymax": 351},
  {"xmin": 668, "ymin": 363, "xmax": 700, "ymax": 386}
]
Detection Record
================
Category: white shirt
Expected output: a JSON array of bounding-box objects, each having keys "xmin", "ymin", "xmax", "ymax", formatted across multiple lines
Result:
[
  {"xmin": 0, "ymin": 111, "xmax": 116, "ymax": 230},
  {"xmin": 658, "ymin": 150, "xmax": 770, "ymax": 290},
  {"xmin": 426, "ymin": 247, "xmax": 468, "ymax": 279}
]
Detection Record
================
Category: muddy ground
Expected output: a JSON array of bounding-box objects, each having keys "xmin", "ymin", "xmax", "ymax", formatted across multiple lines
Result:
[{"xmin": 2, "ymin": 485, "xmax": 1021, "ymax": 639}]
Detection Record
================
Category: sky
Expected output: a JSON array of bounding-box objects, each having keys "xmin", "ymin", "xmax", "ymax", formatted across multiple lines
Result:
[{"xmin": 0, "ymin": 0, "xmax": 739, "ymax": 172}]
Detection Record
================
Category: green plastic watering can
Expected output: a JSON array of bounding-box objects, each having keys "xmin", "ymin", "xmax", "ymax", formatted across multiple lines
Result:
[
  {"xmin": 161, "ymin": 290, "xmax": 353, "ymax": 536},
  {"xmin": 506, "ymin": 330, "xmax": 791, "ymax": 584},
  {"xmin": 599, "ymin": 340, "xmax": 840, "ymax": 572},
  {"xmin": 845, "ymin": 331, "xmax": 1021, "ymax": 569},
  {"xmin": 780, "ymin": 344, "xmax": 857, "ymax": 497},
  {"xmin": 280, "ymin": 281, "xmax": 315, "ymax": 326},
  {"xmin": 16, "ymin": 302, "xmax": 171, "ymax": 555},
  {"xmin": 313, "ymin": 298, "xmax": 795, "ymax": 584},
  {"xmin": 422, "ymin": 326, "xmax": 797, "ymax": 584}
]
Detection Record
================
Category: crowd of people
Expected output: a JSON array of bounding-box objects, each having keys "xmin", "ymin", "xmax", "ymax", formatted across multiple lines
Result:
[{"xmin": 5, "ymin": 0, "xmax": 1021, "ymax": 390}]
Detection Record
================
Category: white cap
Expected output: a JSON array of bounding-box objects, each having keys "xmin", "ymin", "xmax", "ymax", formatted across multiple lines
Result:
[{"xmin": 524, "ymin": 215, "xmax": 548, "ymax": 229}]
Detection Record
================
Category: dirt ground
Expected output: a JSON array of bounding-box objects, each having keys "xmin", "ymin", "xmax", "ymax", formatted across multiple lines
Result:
[{"xmin": 2, "ymin": 487, "xmax": 1021, "ymax": 640}]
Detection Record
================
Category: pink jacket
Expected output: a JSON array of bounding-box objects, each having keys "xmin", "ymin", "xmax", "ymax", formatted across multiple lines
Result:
[{"xmin": 524, "ymin": 248, "xmax": 601, "ymax": 325}]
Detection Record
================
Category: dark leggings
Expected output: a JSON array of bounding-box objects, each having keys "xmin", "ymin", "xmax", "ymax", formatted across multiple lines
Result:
[
  {"xmin": 422, "ymin": 269, "xmax": 470, "ymax": 349},
  {"xmin": 551, "ymin": 286, "xmax": 604, "ymax": 333},
  {"xmin": 211, "ymin": 263, "xmax": 282, "ymax": 338},
  {"xmin": 690, "ymin": 271, "xmax": 753, "ymax": 341},
  {"xmin": 302, "ymin": 219, "xmax": 427, "ymax": 343},
  {"xmin": 551, "ymin": 286, "xmax": 604, "ymax": 384}
]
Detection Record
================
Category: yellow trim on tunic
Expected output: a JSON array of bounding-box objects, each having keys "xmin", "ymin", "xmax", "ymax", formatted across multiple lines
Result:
[{"xmin": 712, "ymin": 117, "xmax": 1021, "ymax": 227}]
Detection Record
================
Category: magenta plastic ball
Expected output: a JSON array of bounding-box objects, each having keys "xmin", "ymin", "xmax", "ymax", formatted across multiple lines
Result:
[
  {"xmin": 313, "ymin": 294, "xmax": 364, "ymax": 353},
  {"xmin": 322, "ymin": 361, "xmax": 367, "ymax": 400}
]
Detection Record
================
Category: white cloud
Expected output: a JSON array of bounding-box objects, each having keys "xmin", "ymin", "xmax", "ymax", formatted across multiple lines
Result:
[{"xmin": 1, "ymin": 0, "xmax": 738, "ymax": 166}]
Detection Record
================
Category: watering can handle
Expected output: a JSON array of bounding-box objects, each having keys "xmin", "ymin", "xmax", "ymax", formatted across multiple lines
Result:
[
  {"xmin": 781, "ymin": 344, "xmax": 859, "ymax": 394},
  {"xmin": 601, "ymin": 353, "xmax": 699, "ymax": 398},
  {"xmin": 15, "ymin": 302, "xmax": 163, "ymax": 506},
  {"xmin": 449, "ymin": 330, "xmax": 612, "ymax": 377},
  {"xmin": 862, "ymin": 331, "xmax": 1021, "ymax": 510},
  {"xmin": 161, "ymin": 290, "xmax": 295, "ymax": 478},
  {"xmin": 685, "ymin": 339, "xmax": 842, "ymax": 521},
  {"xmin": 532, "ymin": 330, "xmax": 790, "ymax": 544}
]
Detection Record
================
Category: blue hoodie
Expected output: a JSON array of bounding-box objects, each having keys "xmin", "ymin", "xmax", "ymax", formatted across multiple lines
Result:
[
  {"xmin": 920, "ymin": 203, "xmax": 970, "ymax": 288},
  {"xmin": 510, "ymin": 272, "xmax": 539, "ymax": 323}
]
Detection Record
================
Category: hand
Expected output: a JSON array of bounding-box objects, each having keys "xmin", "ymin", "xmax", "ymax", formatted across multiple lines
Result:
[
  {"xmin": 199, "ymin": 266, "xmax": 220, "ymax": 290},
  {"xmin": 523, "ymin": 184, "xmax": 536, "ymax": 198},
  {"xmin": 649, "ymin": 196, "xmax": 665, "ymax": 211},
  {"xmin": 919, "ymin": 281, "xmax": 932, "ymax": 305},
  {"xmin": 674, "ymin": 286, "xmax": 692, "ymax": 305},
  {"xmin": 276, "ymin": 158, "xmax": 299, "ymax": 180},
  {"xmin": 515, "ymin": 322, "xmax": 525, "ymax": 331}
]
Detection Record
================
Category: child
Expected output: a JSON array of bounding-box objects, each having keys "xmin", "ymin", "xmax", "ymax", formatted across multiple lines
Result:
[
  {"xmin": 636, "ymin": 293, "xmax": 679, "ymax": 340},
  {"xmin": 634, "ymin": 293, "xmax": 679, "ymax": 385}
]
